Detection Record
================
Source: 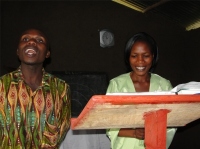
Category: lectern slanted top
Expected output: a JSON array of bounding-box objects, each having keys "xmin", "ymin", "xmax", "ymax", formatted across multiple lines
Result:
[
  {"xmin": 71, "ymin": 94, "xmax": 200, "ymax": 129},
  {"xmin": 71, "ymin": 94, "xmax": 200, "ymax": 149}
]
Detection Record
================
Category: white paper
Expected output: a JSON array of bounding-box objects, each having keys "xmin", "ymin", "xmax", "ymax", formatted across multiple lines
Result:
[{"xmin": 171, "ymin": 81, "xmax": 200, "ymax": 94}]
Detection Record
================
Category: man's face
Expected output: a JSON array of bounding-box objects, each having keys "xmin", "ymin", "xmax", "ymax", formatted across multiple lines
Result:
[{"xmin": 17, "ymin": 29, "xmax": 50, "ymax": 66}]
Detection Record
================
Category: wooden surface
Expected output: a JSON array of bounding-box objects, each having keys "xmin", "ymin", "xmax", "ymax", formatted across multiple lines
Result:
[{"xmin": 71, "ymin": 95, "xmax": 200, "ymax": 130}]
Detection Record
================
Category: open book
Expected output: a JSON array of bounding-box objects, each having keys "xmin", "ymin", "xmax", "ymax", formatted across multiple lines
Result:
[
  {"xmin": 171, "ymin": 81, "xmax": 200, "ymax": 94},
  {"xmin": 107, "ymin": 81, "xmax": 200, "ymax": 95}
]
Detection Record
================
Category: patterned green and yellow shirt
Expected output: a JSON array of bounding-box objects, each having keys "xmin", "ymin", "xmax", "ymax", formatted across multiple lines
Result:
[{"xmin": 0, "ymin": 67, "xmax": 71, "ymax": 149}]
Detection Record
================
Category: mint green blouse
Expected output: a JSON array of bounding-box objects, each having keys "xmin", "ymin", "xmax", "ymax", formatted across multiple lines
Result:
[{"xmin": 106, "ymin": 73, "xmax": 176, "ymax": 149}]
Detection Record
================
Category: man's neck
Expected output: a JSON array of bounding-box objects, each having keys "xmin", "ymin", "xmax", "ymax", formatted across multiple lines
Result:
[{"xmin": 20, "ymin": 64, "xmax": 44, "ymax": 91}]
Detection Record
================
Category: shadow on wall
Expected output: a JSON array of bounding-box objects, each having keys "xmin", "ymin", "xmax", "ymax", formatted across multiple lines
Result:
[
  {"xmin": 52, "ymin": 71, "xmax": 108, "ymax": 117},
  {"xmin": 169, "ymin": 118, "xmax": 200, "ymax": 149}
]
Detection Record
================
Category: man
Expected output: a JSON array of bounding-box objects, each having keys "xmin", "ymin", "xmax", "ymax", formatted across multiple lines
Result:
[{"xmin": 0, "ymin": 29, "xmax": 71, "ymax": 148}]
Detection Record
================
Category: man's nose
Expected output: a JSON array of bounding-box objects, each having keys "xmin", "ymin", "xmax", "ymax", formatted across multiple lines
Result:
[{"xmin": 27, "ymin": 38, "xmax": 36, "ymax": 46}]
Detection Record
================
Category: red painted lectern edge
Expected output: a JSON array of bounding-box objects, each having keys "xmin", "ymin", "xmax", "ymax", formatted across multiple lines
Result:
[
  {"xmin": 92, "ymin": 94, "xmax": 200, "ymax": 104},
  {"xmin": 71, "ymin": 94, "xmax": 200, "ymax": 130}
]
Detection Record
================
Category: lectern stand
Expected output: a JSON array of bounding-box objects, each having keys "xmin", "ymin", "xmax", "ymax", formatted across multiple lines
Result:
[{"xmin": 71, "ymin": 95, "xmax": 200, "ymax": 149}]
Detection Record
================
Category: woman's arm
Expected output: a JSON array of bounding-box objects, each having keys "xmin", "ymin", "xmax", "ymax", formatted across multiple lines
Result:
[{"xmin": 118, "ymin": 128, "xmax": 145, "ymax": 140}]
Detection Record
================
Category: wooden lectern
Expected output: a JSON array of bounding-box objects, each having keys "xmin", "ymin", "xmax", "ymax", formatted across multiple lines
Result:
[{"xmin": 71, "ymin": 94, "xmax": 200, "ymax": 149}]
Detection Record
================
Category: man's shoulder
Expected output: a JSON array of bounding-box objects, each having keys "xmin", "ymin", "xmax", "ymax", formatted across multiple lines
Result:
[
  {"xmin": 0, "ymin": 70, "xmax": 18, "ymax": 80},
  {"xmin": 44, "ymin": 72, "xmax": 68, "ymax": 84}
]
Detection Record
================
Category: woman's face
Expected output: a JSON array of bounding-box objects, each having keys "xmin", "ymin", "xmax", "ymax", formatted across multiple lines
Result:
[{"xmin": 129, "ymin": 41, "xmax": 153, "ymax": 76}]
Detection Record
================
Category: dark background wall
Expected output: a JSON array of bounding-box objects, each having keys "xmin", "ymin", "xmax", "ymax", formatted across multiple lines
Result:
[{"xmin": 1, "ymin": 1, "xmax": 200, "ymax": 149}]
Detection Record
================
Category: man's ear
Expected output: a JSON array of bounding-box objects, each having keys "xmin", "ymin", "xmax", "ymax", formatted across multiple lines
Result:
[
  {"xmin": 17, "ymin": 49, "xmax": 19, "ymax": 55},
  {"xmin": 46, "ymin": 51, "xmax": 50, "ymax": 58}
]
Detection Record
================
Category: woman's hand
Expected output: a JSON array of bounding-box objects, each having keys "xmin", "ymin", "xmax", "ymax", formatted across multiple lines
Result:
[
  {"xmin": 133, "ymin": 128, "xmax": 145, "ymax": 140},
  {"xmin": 118, "ymin": 128, "xmax": 145, "ymax": 140}
]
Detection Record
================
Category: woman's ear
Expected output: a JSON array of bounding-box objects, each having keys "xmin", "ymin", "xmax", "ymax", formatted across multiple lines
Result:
[{"xmin": 46, "ymin": 51, "xmax": 50, "ymax": 58}]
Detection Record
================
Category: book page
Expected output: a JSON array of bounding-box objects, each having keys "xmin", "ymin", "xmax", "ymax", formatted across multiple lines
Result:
[{"xmin": 171, "ymin": 81, "xmax": 200, "ymax": 94}]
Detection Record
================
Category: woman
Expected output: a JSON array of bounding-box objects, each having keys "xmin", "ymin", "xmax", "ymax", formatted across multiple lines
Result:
[{"xmin": 106, "ymin": 32, "xmax": 176, "ymax": 149}]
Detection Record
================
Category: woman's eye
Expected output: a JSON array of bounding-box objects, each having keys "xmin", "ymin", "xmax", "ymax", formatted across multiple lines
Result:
[
  {"xmin": 144, "ymin": 55, "xmax": 150, "ymax": 58},
  {"xmin": 131, "ymin": 55, "xmax": 137, "ymax": 58}
]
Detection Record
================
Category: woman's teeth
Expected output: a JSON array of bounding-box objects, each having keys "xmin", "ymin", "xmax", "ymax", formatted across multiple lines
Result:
[{"xmin": 136, "ymin": 67, "xmax": 145, "ymax": 71}]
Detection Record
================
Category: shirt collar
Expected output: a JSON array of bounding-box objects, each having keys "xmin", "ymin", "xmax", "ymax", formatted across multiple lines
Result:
[{"xmin": 16, "ymin": 66, "xmax": 50, "ymax": 88}]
